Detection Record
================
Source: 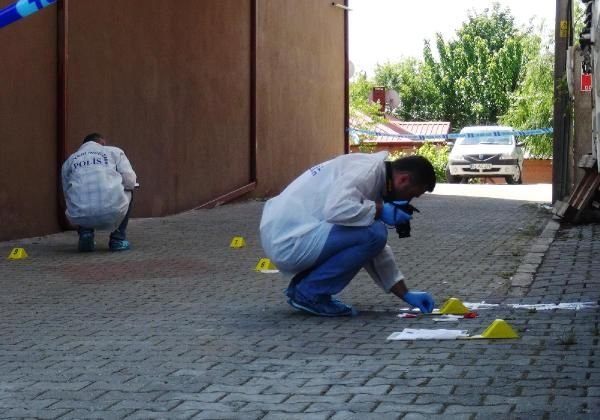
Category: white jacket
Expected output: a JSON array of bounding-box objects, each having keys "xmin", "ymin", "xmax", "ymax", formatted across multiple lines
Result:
[
  {"xmin": 259, "ymin": 151, "xmax": 404, "ymax": 292},
  {"xmin": 62, "ymin": 141, "xmax": 137, "ymax": 229}
]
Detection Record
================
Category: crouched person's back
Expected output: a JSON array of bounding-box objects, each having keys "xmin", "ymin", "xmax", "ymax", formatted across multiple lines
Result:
[{"xmin": 62, "ymin": 133, "xmax": 137, "ymax": 252}]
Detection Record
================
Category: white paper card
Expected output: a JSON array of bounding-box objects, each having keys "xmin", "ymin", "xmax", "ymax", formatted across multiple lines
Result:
[
  {"xmin": 387, "ymin": 328, "xmax": 469, "ymax": 340},
  {"xmin": 432, "ymin": 315, "xmax": 464, "ymax": 322}
]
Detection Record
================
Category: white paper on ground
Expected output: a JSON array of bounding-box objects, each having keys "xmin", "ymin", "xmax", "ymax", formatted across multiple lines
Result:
[
  {"xmin": 463, "ymin": 301, "xmax": 598, "ymax": 311},
  {"xmin": 399, "ymin": 307, "xmax": 442, "ymax": 314},
  {"xmin": 387, "ymin": 328, "xmax": 469, "ymax": 340},
  {"xmin": 432, "ymin": 315, "xmax": 464, "ymax": 322},
  {"xmin": 258, "ymin": 269, "xmax": 280, "ymax": 274},
  {"xmin": 506, "ymin": 302, "xmax": 598, "ymax": 310},
  {"xmin": 463, "ymin": 302, "xmax": 499, "ymax": 310}
]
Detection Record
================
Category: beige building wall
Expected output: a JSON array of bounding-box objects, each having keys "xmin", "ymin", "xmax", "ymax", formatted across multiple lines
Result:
[
  {"xmin": 0, "ymin": 0, "xmax": 59, "ymax": 241},
  {"xmin": 255, "ymin": 0, "xmax": 347, "ymax": 196},
  {"xmin": 66, "ymin": 0, "xmax": 253, "ymax": 217},
  {"xmin": 0, "ymin": 0, "xmax": 348, "ymax": 241}
]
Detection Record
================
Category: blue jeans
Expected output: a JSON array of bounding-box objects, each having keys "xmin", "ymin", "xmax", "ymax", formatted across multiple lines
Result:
[
  {"xmin": 78, "ymin": 195, "xmax": 133, "ymax": 241},
  {"xmin": 292, "ymin": 222, "xmax": 388, "ymax": 302}
]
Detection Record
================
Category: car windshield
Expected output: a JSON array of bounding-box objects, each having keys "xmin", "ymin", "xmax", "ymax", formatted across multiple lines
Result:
[{"xmin": 457, "ymin": 135, "xmax": 513, "ymax": 146}]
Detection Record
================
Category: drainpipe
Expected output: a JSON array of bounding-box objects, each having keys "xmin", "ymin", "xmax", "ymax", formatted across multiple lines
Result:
[
  {"xmin": 553, "ymin": 0, "xmax": 573, "ymax": 202},
  {"xmin": 57, "ymin": 0, "xmax": 69, "ymax": 229},
  {"xmin": 343, "ymin": 0, "xmax": 349, "ymax": 154}
]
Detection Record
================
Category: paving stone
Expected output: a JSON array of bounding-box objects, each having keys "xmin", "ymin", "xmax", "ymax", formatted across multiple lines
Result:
[
  {"xmin": 56, "ymin": 409, "xmax": 135, "ymax": 420},
  {"xmin": 331, "ymin": 412, "xmax": 399, "ymax": 420},
  {"xmin": 261, "ymin": 412, "xmax": 332, "ymax": 420},
  {"xmin": 123, "ymin": 410, "xmax": 199, "ymax": 419},
  {"xmin": 0, "ymin": 408, "xmax": 71, "ymax": 419},
  {"xmin": 0, "ymin": 191, "xmax": 597, "ymax": 418},
  {"xmin": 375, "ymin": 403, "xmax": 444, "ymax": 414},
  {"xmin": 444, "ymin": 403, "xmax": 512, "ymax": 414}
]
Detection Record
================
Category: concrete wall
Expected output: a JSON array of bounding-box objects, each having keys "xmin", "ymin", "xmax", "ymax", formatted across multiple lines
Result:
[
  {"xmin": 66, "ymin": 0, "xmax": 252, "ymax": 217},
  {"xmin": 0, "ymin": 0, "xmax": 59, "ymax": 241},
  {"xmin": 255, "ymin": 0, "xmax": 346, "ymax": 196},
  {"xmin": 522, "ymin": 159, "xmax": 552, "ymax": 184},
  {"xmin": 0, "ymin": 0, "xmax": 347, "ymax": 241}
]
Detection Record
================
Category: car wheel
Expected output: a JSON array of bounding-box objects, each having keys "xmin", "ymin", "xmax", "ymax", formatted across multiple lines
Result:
[
  {"xmin": 505, "ymin": 166, "xmax": 522, "ymax": 185},
  {"xmin": 446, "ymin": 168, "xmax": 462, "ymax": 183}
]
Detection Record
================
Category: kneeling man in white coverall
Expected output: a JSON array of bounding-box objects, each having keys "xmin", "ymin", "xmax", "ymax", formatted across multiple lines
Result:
[
  {"xmin": 260, "ymin": 152, "xmax": 436, "ymax": 317},
  {"xmin": 62, "ymin": 133, "xmax": 137, "ymax": 252}
]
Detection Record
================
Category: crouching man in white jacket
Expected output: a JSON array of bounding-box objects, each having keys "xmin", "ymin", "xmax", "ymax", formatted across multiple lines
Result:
[
  {"xmin": 260, "ymin": 152, "xmax": 436, "ymax": 317},
  {"xmin": 62, "ymin": 133, "xmax": 137, "ymax": 252}
]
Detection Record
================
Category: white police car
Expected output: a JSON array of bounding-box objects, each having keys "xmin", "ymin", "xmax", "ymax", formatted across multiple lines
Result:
[{"xmin": 446, "ymin": 126, "xmax": 524, "ymax": 184}]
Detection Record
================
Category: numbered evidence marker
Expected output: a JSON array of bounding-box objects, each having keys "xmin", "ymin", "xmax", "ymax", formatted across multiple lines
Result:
[
  {"xmin": 467, "ymin": 319, "xmax": 519, "ymax": 339},
  {"xmin": 229, "ymin": 236, "xmax": 246, "ymax": 248},
  {"xmin": 438, "ymin": 297, "xmax": 470, "ymax": 315},
  {"xmin": 255, "ymin": 258, "xmax": 278, "ymax": 273},
  {"xmin": 7, "ymin": 247, "xmax": 28, "ymax": 260}
]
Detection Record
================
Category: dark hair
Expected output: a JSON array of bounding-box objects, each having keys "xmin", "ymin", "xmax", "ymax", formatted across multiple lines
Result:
[
  {"xmin": 390, "ymin": 155, "xmax": 436, "ymax": 192},
  {"xmin": 82, "ymin": 132, "xmax": 104, "ymax": 144}
]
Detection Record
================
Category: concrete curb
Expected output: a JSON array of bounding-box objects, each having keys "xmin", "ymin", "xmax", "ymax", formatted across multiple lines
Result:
[{"xmin": 508, "ymin": 217, "xmax": 561, "ymax": 296}]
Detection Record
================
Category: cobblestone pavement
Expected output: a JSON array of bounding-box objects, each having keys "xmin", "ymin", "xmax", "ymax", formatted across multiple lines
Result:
[{"xmin": 0, "ymin": 185, "xmax": 598, "ymax": 419}]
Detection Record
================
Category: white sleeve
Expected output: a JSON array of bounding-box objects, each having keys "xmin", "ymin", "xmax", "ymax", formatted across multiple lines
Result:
[
  {"xmin": 363, "ymin": 245, "xmax": 405, "ymax": 292},
  {"xmin": 115, "ymin": 151, "xmax": 137, "ymax": 190}
]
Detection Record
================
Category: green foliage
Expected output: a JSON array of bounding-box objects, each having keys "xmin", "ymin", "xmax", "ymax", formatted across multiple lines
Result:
[
  {"xmin": 369, "ymin": 3, "xmax": 554, "ymax": 159},
  {"xmin": 349, "ymin": 72, "xmax": 375, "ymax": 106},
  {"xmin": 349, "ymin": 72, "xmax": 384, "ymax": 151},
  {"xmin": 500, "ymin": 34, "xmax": 554, "ymax": 158},
  {"xmin": 388, "ymin": 143, "xmax": 450, "ymax": 182},
  {"xmin": 373, "ymin": 3, "xmax": 530, "ymax": 129},
  {"xmin": 573, "ymin": 0, "xmax": 585, "ymax": 47},
  {"xmin": 374, "ymin": 61, "xmax": 440, "ymax": 121},
  {"xmin": 422, "ymin": 4, "xmax": 524, "ymax": 128}
]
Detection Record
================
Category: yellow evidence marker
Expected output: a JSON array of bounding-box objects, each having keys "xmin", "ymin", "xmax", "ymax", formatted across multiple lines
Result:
[
  {"xmin": 229, "ymin": 236, "xmax": 246, "ymax": 248},
  {"xmin": 7, "ymin": 247, "xmax": 28, "ymax": 260},
  {"xmin": 438, "ymin": 297, "xmax": 470, "ymax": 315},
  {"xmin": 468, "ymin": 319, "xmax": 519, "ymax": 339},
  {"xmin": 255, "ymin": 258, "xmax": 277, "ymax": 272}
]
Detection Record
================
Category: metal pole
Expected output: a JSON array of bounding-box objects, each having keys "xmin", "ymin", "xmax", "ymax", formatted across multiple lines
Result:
[{"xmin": 553, "ymin": 0, "xmax": 573, "ymax": 202}]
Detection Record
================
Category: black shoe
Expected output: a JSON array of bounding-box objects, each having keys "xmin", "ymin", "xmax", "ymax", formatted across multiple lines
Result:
[{"xmin": 78, "ymin": 233, "xmax": 95, "ymax": 252}]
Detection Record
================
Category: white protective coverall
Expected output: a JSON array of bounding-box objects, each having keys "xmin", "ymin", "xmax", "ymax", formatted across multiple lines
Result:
[
  {"xmin": 61, "ymin": 141, "xmax": 137, "ymax": 230},
  {"xmin": 259, "ymin": 151, "xmax": 404, "ymax": 292}
]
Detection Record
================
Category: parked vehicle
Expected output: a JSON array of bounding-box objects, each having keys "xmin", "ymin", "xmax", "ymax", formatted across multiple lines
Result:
[{"xmin": 446, "ymin": 125, "xmax": 524, "ymax": 184}]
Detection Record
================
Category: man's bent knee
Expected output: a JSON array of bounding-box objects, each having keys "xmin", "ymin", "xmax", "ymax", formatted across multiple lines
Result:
[{"xmin": 368, "ymin": 222, "xmax": 388, "ymax": 253}]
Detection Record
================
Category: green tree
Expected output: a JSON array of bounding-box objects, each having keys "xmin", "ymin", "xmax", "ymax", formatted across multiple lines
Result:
[
  {"xmin": 349, "ymin": 72, "xmax": 384, "ymax": 152},
  {"xmin": 423, "ymin": 3, "xmax": 525, "ymax": 128},
  {"xmin": 374, "ymin": 60, "xmax": 441, "ymax": 121},
  {"xmin": 500, "ymin": 33, "xmax": 554, "ymax": 158}
]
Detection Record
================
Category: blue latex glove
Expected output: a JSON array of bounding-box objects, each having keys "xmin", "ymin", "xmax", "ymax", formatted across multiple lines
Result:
[
  {"xmin": 381, "ymin": 201, "xmax": 412, "ymax": 226},
  {"xmin": 403, "ymin": 291, "xmax": 435, "ymax": 313}
]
